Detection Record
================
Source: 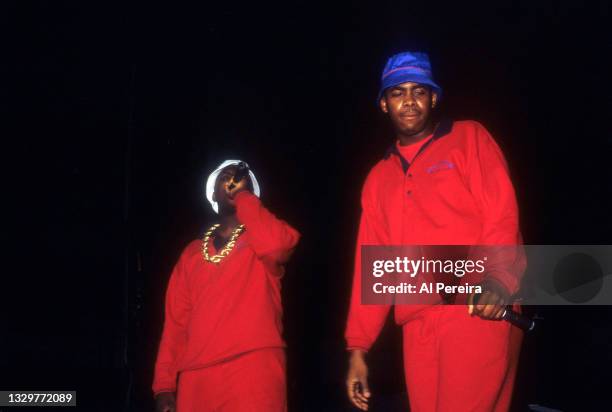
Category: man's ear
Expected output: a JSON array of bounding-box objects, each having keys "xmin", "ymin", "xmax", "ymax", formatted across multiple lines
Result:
[
  {"xmin": 379, "ymin": 96, "xmax": 389, "ymax": 113},
  {"xmin": 431, "ymin": 92, "xmax": 438, "ymax": 109}
]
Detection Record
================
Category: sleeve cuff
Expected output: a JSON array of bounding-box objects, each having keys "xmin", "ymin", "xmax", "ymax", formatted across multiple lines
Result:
[
  {"xmin": 485, "ymin": 271, "xmax": 517, "ymax": 296},
  {"xmin": 153, "ymin": 389, "xmax": 176, "ymax": 397},
  {"xmin": 346, "ymin": 337, "xmax": 373, "ymax": 352}
]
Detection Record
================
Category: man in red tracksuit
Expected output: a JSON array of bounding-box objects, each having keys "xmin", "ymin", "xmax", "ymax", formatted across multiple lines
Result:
[
  {"xmin": 345, "ymin": 52, "xmax": 524, "ymax": 411},
  {"xmin": 153, "ymin": 160, "xmax": 300, "ymax": 412}
]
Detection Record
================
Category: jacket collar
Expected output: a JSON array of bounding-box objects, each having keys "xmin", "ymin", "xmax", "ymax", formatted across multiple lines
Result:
[{"xmin": 383, "ymin": 118, "xmax": 454, "ymax": 160}]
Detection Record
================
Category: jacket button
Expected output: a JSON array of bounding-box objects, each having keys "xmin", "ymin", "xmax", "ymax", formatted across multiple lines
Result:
[
  {"xmin": 407, "ymin": 190, "xmax": 412, "ymax": 195},
  {"xmin": 407, "ymin": 173, "xmax": 413, "ymax": 178}
]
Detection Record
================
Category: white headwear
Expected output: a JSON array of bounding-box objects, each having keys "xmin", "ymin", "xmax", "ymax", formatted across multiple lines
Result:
[{"xmin": 205, "ymin": 159, "xmax": 261, "ymax": 213}]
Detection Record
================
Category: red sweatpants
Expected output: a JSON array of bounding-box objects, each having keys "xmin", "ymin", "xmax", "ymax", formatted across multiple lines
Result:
[
  {"xmin": 402, "ymin": 305, "xmax": 523, "ymax": 412},
  {"xmin": 176, "ymin": 348, "xmax": 286, "ymax": 412}
]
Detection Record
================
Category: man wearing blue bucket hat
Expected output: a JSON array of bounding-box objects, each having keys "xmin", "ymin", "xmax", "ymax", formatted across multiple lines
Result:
[{"xmin": 345, "ymin": 52, "xmax": 525, "ymax": 411}]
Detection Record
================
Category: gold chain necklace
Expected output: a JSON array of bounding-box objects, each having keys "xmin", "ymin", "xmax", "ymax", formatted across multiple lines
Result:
[{"xmin": 201, "ymin": 223, "xmax": 246, "ymax": 264}]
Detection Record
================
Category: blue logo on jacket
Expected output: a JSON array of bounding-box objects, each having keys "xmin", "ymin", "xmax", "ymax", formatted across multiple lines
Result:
[{"xmin": 426, "ymin": 160, "xmax": 455, "ymax": 174}]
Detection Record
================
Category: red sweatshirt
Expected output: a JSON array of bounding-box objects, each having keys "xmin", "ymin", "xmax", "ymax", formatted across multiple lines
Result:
[
  {"xmin": 345, "ymin": 120, "xmax": 525, "ymax": 351},
  {"xmin": 152, "ymin": 191, "xmax": 300, "ymax": 395}
]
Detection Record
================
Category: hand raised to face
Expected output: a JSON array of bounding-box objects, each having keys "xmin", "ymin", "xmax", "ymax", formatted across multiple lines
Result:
[
  {"xmin": 213, "ymin": 165, "xmax": 253, "ymax": 209},
  {"xmin": 224, "ymin": 172, "xmax": 251, "ymax": 199}
]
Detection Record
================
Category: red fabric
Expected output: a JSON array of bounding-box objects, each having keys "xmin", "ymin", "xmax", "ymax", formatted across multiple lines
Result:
[
  {"xmin": 176, "ymin": 348, "xmax": 287, "ymax": 412},
  {"xmin": 153, "ymin": 191, "xmax": 300, "ymax": 395},
  {"xmin": 402, "ymin": 305, "xmax": 522, "ymax": 412},
  {"xmin": 396, "ymin": 135, "xmax": 432, "ymax": 163},
  {"xmin": 346, "ymin": 120, "xmax": 525, "ymax": 351}
]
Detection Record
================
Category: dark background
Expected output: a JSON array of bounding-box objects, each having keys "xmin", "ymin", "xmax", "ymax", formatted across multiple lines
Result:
[{"xmin": 3, "ymin": 1, "xmax": 612, "ymax": 411}]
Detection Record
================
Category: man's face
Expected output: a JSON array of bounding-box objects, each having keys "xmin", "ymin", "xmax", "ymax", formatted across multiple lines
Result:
[
  {"xmin": 212, "ymin": 165, "xmax": 252, "ymax": 213},
  {"xmin": 379, "ymin": 82, "xmax": 437, "ymax": 136}
]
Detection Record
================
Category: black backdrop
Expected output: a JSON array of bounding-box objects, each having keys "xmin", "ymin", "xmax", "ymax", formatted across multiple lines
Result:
[{"xmin": 3, "ymin": 1, "xmax": 612, "ymax": 411}]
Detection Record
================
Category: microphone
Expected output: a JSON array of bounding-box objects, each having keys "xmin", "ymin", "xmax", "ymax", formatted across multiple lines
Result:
[
  {"xmin": 473, "ymin": 293, "xmax": 536, "ymax": 332},
  {"xmin": 501, "ymin": 307, "xmax": 536, "ymax": 332},
  {"xmin": 228, "ymin": 162, "xmax": 249, "ymax": 190}
]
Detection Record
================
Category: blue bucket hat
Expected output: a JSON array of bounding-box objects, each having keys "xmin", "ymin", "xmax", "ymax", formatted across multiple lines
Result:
[{"xmin": 377, "ymin": 51, "xmax": 442, "ymax": 102}]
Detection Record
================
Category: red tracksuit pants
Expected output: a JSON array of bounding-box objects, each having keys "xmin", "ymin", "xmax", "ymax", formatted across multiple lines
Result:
[
  {"xmin": 402, "ymin": 305, "xmax": 523, "ymax": 412},
  {"xmin": 176, "ymin": 348, "xmax": 286, "ymax": 412}
]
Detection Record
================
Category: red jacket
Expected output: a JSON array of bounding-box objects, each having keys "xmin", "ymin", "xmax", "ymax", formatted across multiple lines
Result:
[
  {"xmin": 153, "ymin": 191, "xmax": 300, "ymax": 395},
  {"xmin": 345, "ymin": 120, "xmax": 525, "ymax": 351}
]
